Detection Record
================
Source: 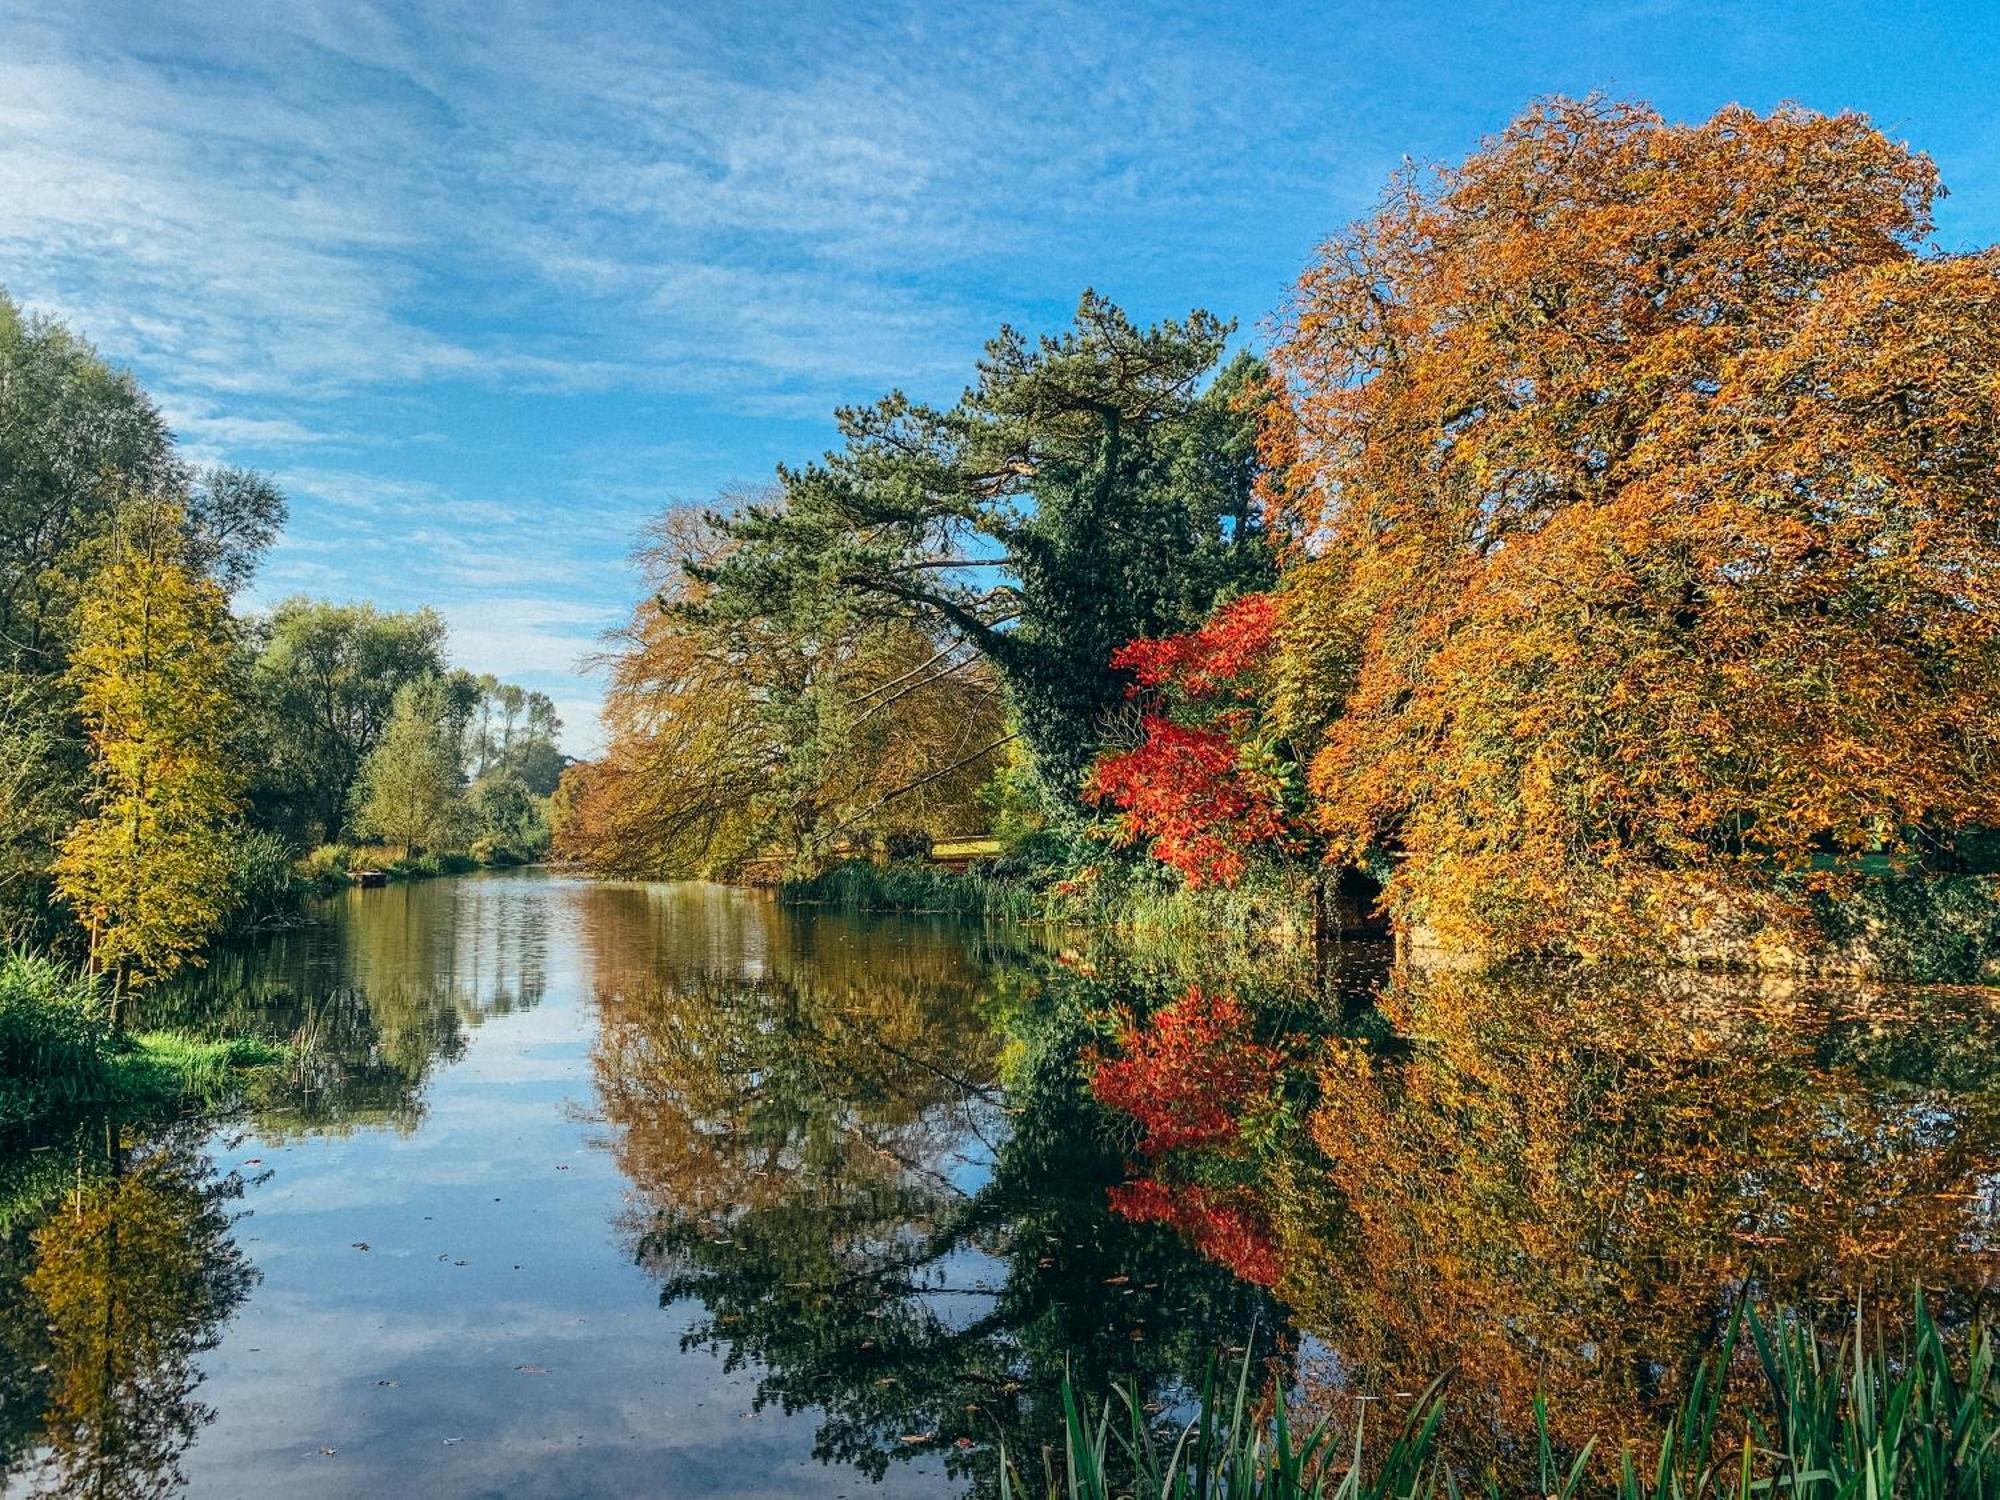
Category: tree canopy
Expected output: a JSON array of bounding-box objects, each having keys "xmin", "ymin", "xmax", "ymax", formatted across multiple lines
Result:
[
  {"xmin": 691, "ymin": 291, "xmax": 1275, "ymax": 804},
  {"xmin": 1258, "ymin": 98, "xmax": 2000, "ymax": 949}
]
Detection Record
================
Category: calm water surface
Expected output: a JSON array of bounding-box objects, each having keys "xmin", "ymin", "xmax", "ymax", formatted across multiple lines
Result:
[{"xmin": 1, "ymin": 870, "xmax": 1994, "ymax": 1497}]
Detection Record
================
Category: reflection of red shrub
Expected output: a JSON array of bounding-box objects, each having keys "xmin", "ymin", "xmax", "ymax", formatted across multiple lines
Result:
[
  {"xmin": 1090, "ymin": 987, "xmax": 1285, "ymax": 1155},
  {"xmin": 1108, "ymin": 1179, "xmax": 1281, "ymax": 1287}
]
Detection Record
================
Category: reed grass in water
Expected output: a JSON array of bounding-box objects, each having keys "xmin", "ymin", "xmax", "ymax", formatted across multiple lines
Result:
[{"xmin": 1011, "ymin": 1296, "xmax": 1995, "ymax": 1499}]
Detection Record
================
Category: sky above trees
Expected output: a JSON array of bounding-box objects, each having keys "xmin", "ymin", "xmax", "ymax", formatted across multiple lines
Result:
[{"xmin": 2, "ymin": 0, "xmax": 1996, "ymax": 750}]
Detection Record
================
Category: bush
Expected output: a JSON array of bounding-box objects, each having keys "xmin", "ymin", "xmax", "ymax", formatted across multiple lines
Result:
[
  {"xmin": 303, "ymin": 843, "xmax": 352, "ymax": 893},
  {"xmin": 0, "ymin": 951, "xmax": 289, "ymax": 1126},
  {"xmin": 883, "ymin": 828, "xmax": 935, "ymax": 861},
  {"xmin": 0, "ymin": 951, "xmax": 112, "ymax": 1127},
  {"xmin": 219, "ymin": 829, "xmax": 316, "ymax": 934}
]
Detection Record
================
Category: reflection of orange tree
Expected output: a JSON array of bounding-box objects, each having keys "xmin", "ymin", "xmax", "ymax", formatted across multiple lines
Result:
[
  {"xmin": 2, "ymin": 1125, "xmax": 256, "ymax": 1499},
  {"xmin": 591, "ymin": 913, "xmax": 1001, "ymax": 1227},
  {"xmin": 591, "ymin": 926, "xmax": 1279, "ymax": 1489},
  {"xmin": 1288, "ymin": 966, "xmax": 2000, "ymax": 1478}
]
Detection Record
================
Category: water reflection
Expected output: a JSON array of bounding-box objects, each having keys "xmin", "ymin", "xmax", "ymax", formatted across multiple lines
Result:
[
  {"xmin": 0, "ymin": 875, "xmax": 1990, "ymax": 1496},
  {"xmin": 143, "ymin": 876, "xmax": 553, "ymax": 1135},
  {"xmin": 580, "ymin": 887, "xmax": 1275, "ymax": 1487},
  {"xmin": 1104, "ymin": 959, "xmax": 2000, "ymax": 1481},
  {"xmin": 0, "ymin": 1123, "xmax": 255, "ymax": 1499}
]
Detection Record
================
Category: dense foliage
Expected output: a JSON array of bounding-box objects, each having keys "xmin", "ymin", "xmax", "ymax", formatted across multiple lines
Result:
[{"xmin": 1260, "ymin": 98, "xmax": 2000, "ymax": 952}]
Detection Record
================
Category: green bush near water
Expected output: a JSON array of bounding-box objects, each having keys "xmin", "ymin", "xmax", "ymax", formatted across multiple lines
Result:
[
  {"xmin": 0, "ymin": 952, "xmax": 284, "ymax": 1127},
  {"xmin": 1023, "ymin": 1296, "xmax": 1995, "ymax": 1499}
]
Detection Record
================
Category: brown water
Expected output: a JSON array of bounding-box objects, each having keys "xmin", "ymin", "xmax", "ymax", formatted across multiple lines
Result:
[{"xmin": 1, "ymin": 870, "xmax": 1993, "ymax": 1496}]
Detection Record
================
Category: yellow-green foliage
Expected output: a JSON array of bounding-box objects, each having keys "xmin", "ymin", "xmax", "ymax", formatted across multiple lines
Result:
[{"xmin": 52, "ymin": 504, "xmax": 242, "ymax": 996}]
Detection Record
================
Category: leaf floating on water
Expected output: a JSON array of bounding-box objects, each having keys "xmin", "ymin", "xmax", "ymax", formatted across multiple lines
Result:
[
  {"xmin": 351, "ymin": 1242, "xmax": 370, "ymax": 1252},
  {"xmin": 898, "ymin": 1433, "xmax": 934, "ymax": 1446},
  {"xmin": 1103, "ymin": 1275, "xmax": 1129, "ymax": 1284},
  {"xmin": 514, "ymin": 1364, "xmax": 550, "ymax": 1376},
  {"xmin": 375, "ymin": 1379, "xmax": 400, "ymax": 1387},
  {"xmin": 442, "ymin": 1437, "xmax": 463, "ymax": 1446},
  {"xmin": 955, "ymin": 1437, "xmax": 976, "ymax": 1450},
  {"xmin": 316, "ymin": 1448, "xmax": 337, "ymax": 1457}
]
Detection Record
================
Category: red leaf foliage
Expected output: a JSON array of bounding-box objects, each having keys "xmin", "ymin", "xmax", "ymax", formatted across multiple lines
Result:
[
  {"xmin": 1106, "ymin": 1179, "xmax": 1282, "ymax": 1287},
  {"xmin": 1086, "ymin": 719, "xmax": 1293, "ymax": 888},
  {"xmin": 1111, "ymin": 592, "xmax": 1278, "ymax": 700},
  {"xmin": 1090, "ymin": 987, "xmax": 1285, "ymax": 1156}
]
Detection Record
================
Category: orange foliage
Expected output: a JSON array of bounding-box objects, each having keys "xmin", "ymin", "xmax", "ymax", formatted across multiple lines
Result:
[{"xmin": 1264, "ymin": 97, "xmax": 2000, "ymax": 949}]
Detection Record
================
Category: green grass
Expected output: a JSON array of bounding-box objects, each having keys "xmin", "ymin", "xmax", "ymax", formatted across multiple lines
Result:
[
  {"xmin": 0, "ymin": 951, "xmax": 286, "ymax": 1126},
  {"xmin": 109, "ymin": 1032, "xmax": 287, "ymax": 1106},
  {"xmin": 781, "ymin": 858, "xmax": 1046, "ymax": 923},
  {"xmin": 1019, "ymin": 1296, "xmax": 1997, "ymax": 1498}
]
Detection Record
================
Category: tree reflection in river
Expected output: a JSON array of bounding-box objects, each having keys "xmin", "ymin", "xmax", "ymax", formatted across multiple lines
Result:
[
  {"xmin": 140, "ymin": 875, "xmax": 553, "ymax": 1136},
  {"xmin": 1098, "ymin": 960, "xmax": 2000, "ymax": 1482},
  {"xmin": 0, "ymin": 1122, "xmax": 255, "ymax": 1499},
  {"xmin": 579, "ymin": 887, "xmax": 1278, "ymax": 1488}
]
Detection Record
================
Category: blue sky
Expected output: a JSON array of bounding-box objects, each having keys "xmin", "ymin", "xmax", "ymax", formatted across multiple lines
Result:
[{"xmin": 3, "ymin": 0, "xmax": 1997, "ymax": 752}]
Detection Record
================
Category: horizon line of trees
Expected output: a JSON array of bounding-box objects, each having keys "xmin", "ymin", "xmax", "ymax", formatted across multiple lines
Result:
[
  {"xmin": 1, "ymin": 290, "xmax": 565, "ymax": 999},
  {"xmin": 559, "ymin": 94, "xmax": 2000, "ymax": 959}
]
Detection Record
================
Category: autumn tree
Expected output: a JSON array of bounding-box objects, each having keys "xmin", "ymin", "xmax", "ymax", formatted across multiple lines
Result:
[
  {"xmin": 690, "ymin": 293, "xmax": 1274, "ymax": 806},
  {"xmin": 52, "ymin": 503, "xmax": 243, "ymax": 1009},
  {"xmin": 1264, "ymin": 98, "xmax": 2000, "ymax": 950},
  {"xmin": 1, "ymin": 293, "xmax": 284, "ymax": 937},
  {"xmin": 557, "ymin": 507, "xmax": 1009, "ymax": 877}
]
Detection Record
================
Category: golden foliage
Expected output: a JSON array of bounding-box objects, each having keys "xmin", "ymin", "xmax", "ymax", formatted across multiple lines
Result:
[
  {"xmin": 52, "ymin": 505, "xmax": 240, "ymax": 996},
  {"xmin": 1266, "ymin": 98, "xmax": 2000, "ymax": 950},
  {"xmin": 556, "ymin": 506, "xmax": 1008, "ymax": 876},
  {"xmin": 1280, "ymin": 963, "xmax": 2000, "ymax": 1477}
]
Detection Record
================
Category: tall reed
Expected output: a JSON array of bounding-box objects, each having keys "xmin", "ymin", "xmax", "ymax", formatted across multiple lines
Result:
[{"xmin": 1015, "ymin": 1296, "xmax": 1996, "ymax": 1499}]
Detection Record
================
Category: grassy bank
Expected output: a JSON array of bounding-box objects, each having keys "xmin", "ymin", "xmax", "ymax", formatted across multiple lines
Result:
[
  {"xmin": 780, "ymin": 858, "xmax": 1047, "ymax": 922},
  {"xmin": 781, "ymin": 853, "xmax": 1325, "ymax": 968},
  {"xmin": 0, "ymin": 952, "xmax": 284, "ymax": 1127},
  {"xmin": 1024, "ymin": 1296, "xmax": 1995, "ymax": 1498}
]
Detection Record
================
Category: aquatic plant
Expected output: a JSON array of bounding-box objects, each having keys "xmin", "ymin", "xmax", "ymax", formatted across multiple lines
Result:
[{"xmin": 1016, "ymin": 1296, "xmax": 1997, "ymax": 1498}]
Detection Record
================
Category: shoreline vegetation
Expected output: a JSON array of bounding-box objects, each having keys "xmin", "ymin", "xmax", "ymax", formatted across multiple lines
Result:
[
  {"xmin": 0, "ymin": 953, "xmax": 284, "ymax": 1128},
  {"xmin": 1029, "ymin": 1294, "xmax": 1996, "ymax": 1499},
  {"xmin": 551, "ymin": 99, "xmax": 2000, "ymax": 986}
]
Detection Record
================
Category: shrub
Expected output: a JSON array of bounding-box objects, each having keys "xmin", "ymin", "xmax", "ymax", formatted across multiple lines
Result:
[
  {"xmin": 0, "ymin": 952, "xmax": 111, "ymax": 1127},
  {"xmin": 883, "ymin": 827, "xmax": 935, "ymax": 861},
  {"xmin": 219, "ymin": 829, "xmax": 315, "ymax": 934}
]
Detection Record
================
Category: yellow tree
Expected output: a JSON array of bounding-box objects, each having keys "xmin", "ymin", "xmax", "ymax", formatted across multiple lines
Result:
[
  {"xmin": 53, "ymin": 502, "xmax": 240, "ymax": 1013},
  {"xmin": 1265, "ymin": 98, "xmax": 2000, "ymax": 952},
  {"xmin": 556, "ymin": 505, "xmax": 1009, "ymax": 877}
]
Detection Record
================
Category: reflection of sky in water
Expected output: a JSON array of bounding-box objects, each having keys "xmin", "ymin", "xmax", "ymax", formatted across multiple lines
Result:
[
  {"xmin": 90, "ymin": 873, "xmax": 956, "ymax": 1499},
  {"xmin": 11, "ymin": 871, "xmax": 1992, "ymax": 1497}
]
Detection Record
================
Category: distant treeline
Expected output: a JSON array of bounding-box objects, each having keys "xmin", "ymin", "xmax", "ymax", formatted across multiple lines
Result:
[{"xmin": 1, "ymin": 291, "xmax": 560, "ymax": 996}]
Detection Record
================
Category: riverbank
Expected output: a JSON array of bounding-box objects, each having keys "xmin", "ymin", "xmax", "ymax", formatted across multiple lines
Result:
[
  {"xmin": 781, "ymin": 854, "xmax": 2000, "ymax": 983},
  {"xmin": 0, "ymin": 951, "xmax": 286, "ymax": 1128}
]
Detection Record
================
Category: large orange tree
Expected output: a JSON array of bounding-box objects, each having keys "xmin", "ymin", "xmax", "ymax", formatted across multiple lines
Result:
[{"xmin": 1265, "ymin": 97, "xmax": 2000, "ymax": 951}]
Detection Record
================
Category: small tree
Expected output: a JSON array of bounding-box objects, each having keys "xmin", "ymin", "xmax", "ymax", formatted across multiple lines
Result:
[
  {"xmin": 352, "ymin": 677, "xmax": 465, "ymax": 857},
  {"xmin": 53, "ymin": 503, "xmax": 241, "ymax": 1014}
]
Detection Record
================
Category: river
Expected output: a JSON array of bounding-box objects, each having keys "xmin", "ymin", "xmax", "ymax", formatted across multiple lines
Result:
[{"xmin": 2, "ymin": 869, "xmax": 1994, "ymax": 1496}]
